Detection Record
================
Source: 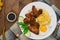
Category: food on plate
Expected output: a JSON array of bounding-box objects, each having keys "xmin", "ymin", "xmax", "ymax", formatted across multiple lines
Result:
[
  {"xmin": 40, "ymin": 25, "xmax": 47, "ymax": 32},
  {"xmin": 32, "ymin": 6, "xmax": 38, "ymax": 17},
  {"xmin": 18, "ymin": 5, "xmax": 51, "ymax": 35},
  {"xmin": 36, "ymin": 8, "xmax": 51, "ymax": 32},
  {"xmin": 28, "ymin": 24, "xmax": 39, "ymax": 35},
  {"xmin": 24, "ymin": 17, "xmax": 36, "ymax": 24},
  {"xmin": 17, "ymin": 22, "xmax": 29, "ymax": 34},
  {"xmin": 28, "ymin": 22, "xmax": 39, "ymax": 35},
  {"xmin": 25, "ymin": 12, "xmax": 33, "ymax": 18},
  {"xmin": 36, "ymin": 9, "xmax": 51, "ymax": 25},
  {"xmin": 24, "ymin": 5, "xmax": 43, "ymax": 35},
  {"xmin": 17, "ymin": 16, "xmax": 29, "ymax": 34},
  {"xmin": 32, "ymin": 6, "xmax": 42, "ymax": 18},
  {"xmin": 19, "ymin": 16, "xmax": 24, "ymax": 22}
]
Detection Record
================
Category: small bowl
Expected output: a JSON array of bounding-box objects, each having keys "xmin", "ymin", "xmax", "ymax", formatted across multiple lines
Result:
[{"xmin": 7, "ymin": 12, "xmax": 16, "ymax": 22}]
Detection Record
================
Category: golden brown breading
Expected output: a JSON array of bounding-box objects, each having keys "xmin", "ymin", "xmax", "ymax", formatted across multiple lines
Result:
[
  {"xmin": 24, "ymin": 6, "xmax": 43, "ymax": 35},
  {"xmin": 24, "ymin": 17, "xmax": 36, "ymax": 24},
  {"xmin": 32, "ymin": 6, "xmax": 43, "ymax": 18},
  {"xmin": 28, "ymin": 24, "xmax": 39, "ymax": 35}
]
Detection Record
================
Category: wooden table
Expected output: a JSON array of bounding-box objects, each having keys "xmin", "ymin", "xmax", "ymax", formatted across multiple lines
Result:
[{"xmin": 0, "ymin": 0, "xmax": 37, "ymax": 35}]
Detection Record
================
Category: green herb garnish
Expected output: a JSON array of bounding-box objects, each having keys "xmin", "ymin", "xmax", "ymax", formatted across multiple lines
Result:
[{"xmin": 17, "ymin": 22, "xmax": 29, "ymax": 34}]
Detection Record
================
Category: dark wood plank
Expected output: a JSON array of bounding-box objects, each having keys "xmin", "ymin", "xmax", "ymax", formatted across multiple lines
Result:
[
  {"xmin": 4, "ymin": 0, "xmax": 20, "ymax": 33},
  {"xmin": 0, "ymin": 0, "xmax": 38, "ymax": 35},
  {"xmin": 0, "ymin": 0, "xmax": 5, "ymax": 35}
]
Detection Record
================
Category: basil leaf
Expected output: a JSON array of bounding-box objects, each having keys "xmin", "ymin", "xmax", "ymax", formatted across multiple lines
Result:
[
  {"xmin": 17, "ymin": 22, "xmax": 28, "ymax": 26},
  {"xmin": 24, "ymin": 28, "xmax": 28, "ymax": 34},
  {"xmin": 17, "ymin": 22, "xmax": 25, "ymax": 25},
  {"xmin": 17, "ymin": 22, "xmax": 29, "ymax": 34},
  {"xmin": 21, "ymin": 25, "xmax": 27, "ymax": 29}
]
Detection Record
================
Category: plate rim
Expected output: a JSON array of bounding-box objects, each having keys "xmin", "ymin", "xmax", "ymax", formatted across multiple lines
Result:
[{"xmin": 18, "ymin": 1, "xmax": 57, "ymax": 39}]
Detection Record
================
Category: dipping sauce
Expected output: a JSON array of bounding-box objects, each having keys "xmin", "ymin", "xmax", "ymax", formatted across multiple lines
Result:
[
  {"xmin": 7, "ymin": 12, "xmax": 16, "ymax": 22},
  {"xmin": 8, "ymin": 13, "xmax": 15, "ymax": 20}
]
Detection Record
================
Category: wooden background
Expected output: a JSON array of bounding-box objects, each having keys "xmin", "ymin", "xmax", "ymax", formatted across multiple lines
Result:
[{"xmin": 0, "ymin": 0, "xmax": 37, "ymax": 35}]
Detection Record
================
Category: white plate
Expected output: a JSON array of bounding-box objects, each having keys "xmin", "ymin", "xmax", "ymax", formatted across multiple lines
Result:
[{"xmin": 18, "ymin": 2, "xmax": 57, "ymax": 39}]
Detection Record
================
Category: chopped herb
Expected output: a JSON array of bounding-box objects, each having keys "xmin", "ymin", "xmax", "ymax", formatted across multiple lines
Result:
[{"xmin": 17, "ymin": 22, "xmax": 29, "ymax": 34}]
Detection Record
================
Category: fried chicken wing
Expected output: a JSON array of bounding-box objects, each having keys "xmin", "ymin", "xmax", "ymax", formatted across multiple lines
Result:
[
  {"xmin": 28, "ymin": 22, "xmax": 39, "ymax": 35},
  {"xmin": 23, "ymin": 5, "xmax": 43, "ymax": 35},
  {"xmin": 28, "ymin": 23, "xmax": 39, "ymax": 35},
  {"xmin": 24, "ymin": 17, "xmax": 36, "ymax": 24},
  {"xmin": 24, "ymin": 17, "xmax": 30, "ymax": 24},
  {"xmin": 30, "ymin": 22, "xmax": 39, "ymax": 26},
  {"xmin": 25, "ymin": 12, "xmax": 33, "ymax": 18},
  {"xmin": 32, "ymin": 6, "xmax": 43, "ymax": 18},
  {"xmin": 32, "ymin": 6, "xmax": 38, "ymax": 14},
  {"xmin": 36, "ymin": 9, "xmax": 43, "ymax": 17}
]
